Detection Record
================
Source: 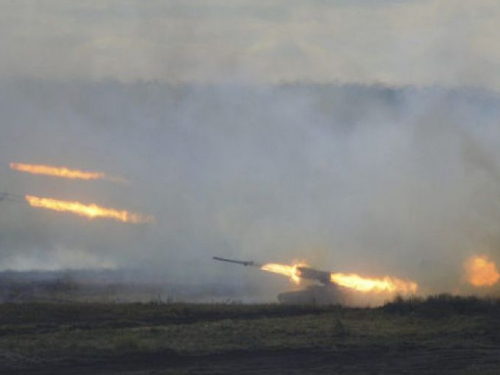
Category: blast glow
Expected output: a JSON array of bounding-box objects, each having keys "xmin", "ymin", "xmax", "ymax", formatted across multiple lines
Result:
[
  {"xmin": 25, "ymin": 195, "xmax": 155, "ymax": 224},
  {"xmin": 10, "ymin": 163, "xmax": 126, "ymax": 183},
  {"xmin": 465, "ymin": 255, "xmax": 500, "ymax": 287},
  {"xmin": 330, "ymin": 273, "xmax": 418, "ymax": 294},
  {"xmin": 260, "ymin": 262, "xmax": 307, "ymax": 284},
  {"xmin": 260, "ymin": 261, "xmax": 418, "ymax": 294}
]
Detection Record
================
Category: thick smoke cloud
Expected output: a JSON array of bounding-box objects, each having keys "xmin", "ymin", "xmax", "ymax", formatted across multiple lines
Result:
[
  {"xmin": 1, "ymin": 0, "xmax": 499, "ymax": 89},
  {"xmin": 1, "ymin": 81, "xmax": 500, "ymax": 296}
]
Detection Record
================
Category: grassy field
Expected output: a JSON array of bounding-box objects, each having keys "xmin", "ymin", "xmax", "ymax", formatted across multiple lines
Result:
[{"xmin": 1, "ymin": 295, "xmax": 500, "ymax": 374}]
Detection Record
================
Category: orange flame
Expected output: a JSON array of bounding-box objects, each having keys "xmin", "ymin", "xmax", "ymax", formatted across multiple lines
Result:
[
  {"xmin": 25, "ymin": 195, "xmax": 154, "ymax": 224},
  {"xmin": 330, "ymin": 273, "xmax": 418, "ymax": 294},
  {"xmin": 10, "ymin": 163, "xmax": 127, "ymax": 183},
  {"xmin": 465, "ymin": 255, "xmax": 500, "ymax": 287},
  {"xmin": 260, "ymin": 262, "xmax": 307, "ymax": 284},
  {"xmin": 260, "ymin": 261, "xmax": 417, "ymax": 294}
]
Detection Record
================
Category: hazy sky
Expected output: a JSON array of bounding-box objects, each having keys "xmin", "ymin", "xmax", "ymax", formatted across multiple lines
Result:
[
  {"xmin": 2, "ymin": 1, "xmax": 500, "ymax": 299},
  {"xmin": 1, "ymin": 0, "xmax": 499, "ymax": 88}
]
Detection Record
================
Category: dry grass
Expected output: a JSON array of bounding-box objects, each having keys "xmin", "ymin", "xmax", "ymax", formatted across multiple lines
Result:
[{"xmin": 0, "ymin": 296, "xmax": 499, "ymax": 374}]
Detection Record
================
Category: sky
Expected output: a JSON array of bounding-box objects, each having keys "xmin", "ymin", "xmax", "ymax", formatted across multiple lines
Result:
[
  {"xmin": 1, "ymin": 0, "xmax": 500, "ymax": 299},
  {"xmin": 1, "ymin": 0, "xmax": 500, "ymax": 88}
]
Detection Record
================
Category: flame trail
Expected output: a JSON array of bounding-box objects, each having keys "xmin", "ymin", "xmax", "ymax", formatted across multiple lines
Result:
[
  {"xmin": 10, "ymin": 163, "xmax": 127, "ymax": 183},
  {"xmin": 330, "ymin": 273, "xmax": 418, "ymax": 294},
  {"xmin": 465, "ymin": 255, "xmax": 500, "ymax": 287},
  {"xmin": 260, "ymin": 261, "xmax": 418, "ymax": 294},
  {"xmin": 25, "ymin": 195, "xmax": 155, "ymax": 224},
  {"xmin": 260, "ymin": 262, "xmax": 307, "ymax": 284}
]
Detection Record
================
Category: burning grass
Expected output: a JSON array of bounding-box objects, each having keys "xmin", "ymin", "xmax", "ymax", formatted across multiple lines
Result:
[{"xmin": 465, "ymin": 255, "xmax": 500, "ymax": 287}]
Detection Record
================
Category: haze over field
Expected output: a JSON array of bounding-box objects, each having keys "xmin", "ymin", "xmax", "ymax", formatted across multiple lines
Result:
[
  {"xmin": 1, "ymin": 0, "xmax": 500, "ymax": 299},
  {"xmin": 2, "ymin": 0, "xmax": 500, "ymax": 89}
]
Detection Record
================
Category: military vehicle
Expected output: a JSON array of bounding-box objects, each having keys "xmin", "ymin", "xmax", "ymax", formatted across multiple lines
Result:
[{"xmin": 213, "ymin": 256, "xmax": 344, "ymax": 305}]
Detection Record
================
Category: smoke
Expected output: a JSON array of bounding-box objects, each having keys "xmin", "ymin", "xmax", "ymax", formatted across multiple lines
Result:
[
  {"xmin": 2, "ymin": 0, "xmax": 500, "ymax": 89},
  {"xmin": 1, "ymin": 81, "xmax": 500, "ymax": 298}
]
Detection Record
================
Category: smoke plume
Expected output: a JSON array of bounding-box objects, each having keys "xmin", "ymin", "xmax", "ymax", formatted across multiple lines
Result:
[{"xmin": 1, "ymin": 81, "xmax": 500, "ymax": 299}]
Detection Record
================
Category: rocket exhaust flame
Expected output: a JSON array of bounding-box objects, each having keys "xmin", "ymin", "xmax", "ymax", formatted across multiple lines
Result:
[
  {"xmin": 330, "ymin": 273, "xmax": 418, "ymax": 294},
  {"xmin": 10, "ymin": 163, "xmax": 127, "ymax": 183},
  {"xmin": 260, "ymin": 262, "xmax": 307, "ymax": 284},
  {"xmin": 260, "ymin": 261, "xmax": 418, "ymax": 294},
  {"xmin": 465, "ymin": 255, "xmax": 500, "ymax": 287},
  {"xmin": 214, "ymin": 258, "xmax": 418, "ymax": 295},
  {"xmin": 25, "ymin": 195, "xmax": 155, "ymax": 224}
]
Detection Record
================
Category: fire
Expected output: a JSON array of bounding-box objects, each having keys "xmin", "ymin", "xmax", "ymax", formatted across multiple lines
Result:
[
  {"xmin": 260, "ymin": 261, "xmax": 418, "ymax": 294},
  {"xmin": 330, "ymin": 273, "xmax": 418, "ymax": 294},
  {"xmin": 465, "ymin": 255, "xmax": 500, "ymax": 287},
  {"xmin": 261, "ymin": 262, "xmax": 307, "ymax": 284},
  {"xmin": 10, "ymin": 163, "xmax": 126, "ymax": 183},
  {"xmin": 25, "ymin": 195, "xmax": 155, "ymax": 224}
]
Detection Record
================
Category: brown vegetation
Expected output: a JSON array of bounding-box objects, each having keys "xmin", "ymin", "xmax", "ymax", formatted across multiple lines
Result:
[{"xmin": 0, "ymin": 296, "xmax": 500, "ymax": 374}]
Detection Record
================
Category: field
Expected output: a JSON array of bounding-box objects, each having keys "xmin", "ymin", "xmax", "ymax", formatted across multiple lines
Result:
[{"xmin": 0, "ymin": 296, "xmax": 500, "ymax": 374}]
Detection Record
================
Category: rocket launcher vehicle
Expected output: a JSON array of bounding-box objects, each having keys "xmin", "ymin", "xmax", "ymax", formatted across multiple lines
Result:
[{"xmin": 212, "ymin": 256, "xmax": 332, "ymax": 285}]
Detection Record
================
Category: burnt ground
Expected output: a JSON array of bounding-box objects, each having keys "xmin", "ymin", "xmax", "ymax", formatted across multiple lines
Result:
[{"xmin": 1, "ymin": 297, "xmax": 500, "ymax": 374}]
